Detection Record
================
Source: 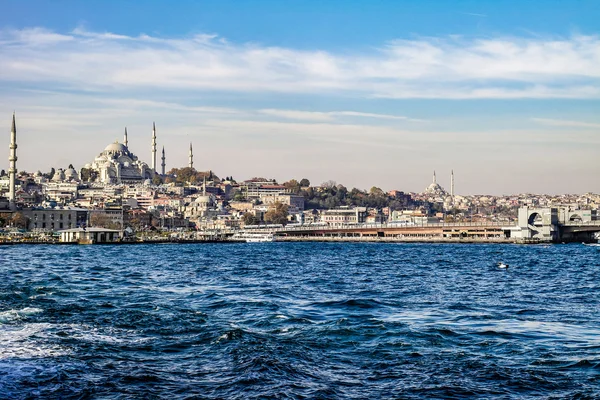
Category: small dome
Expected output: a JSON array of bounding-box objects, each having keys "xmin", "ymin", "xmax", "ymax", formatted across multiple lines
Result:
[{"xmin": 65, "ymin": 167, "xmax": 78, "ymax": 179}]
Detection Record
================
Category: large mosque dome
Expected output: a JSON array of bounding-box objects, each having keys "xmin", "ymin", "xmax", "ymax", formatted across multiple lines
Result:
[
  {"xmin": 103, "ymin": 142, "xmax": 129, "ymax": 154},
  {"xmin": 85, "ymin": 136, "xmax": 154, "ymax": 184}
]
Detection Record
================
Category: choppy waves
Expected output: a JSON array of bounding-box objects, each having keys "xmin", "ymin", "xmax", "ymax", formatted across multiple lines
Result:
[{"xmin": 1, "ymin": 243, "xmax": 600, "ymax": 398}]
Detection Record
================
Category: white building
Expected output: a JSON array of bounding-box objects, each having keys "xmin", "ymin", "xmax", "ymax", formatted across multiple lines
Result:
[
  {"xmin": 59, "ymin": 227, "xmax": 121, "ymax": 243},
  {"xmin": 84, "ymin": 141, "xmax": 154, "ymax": 184}
]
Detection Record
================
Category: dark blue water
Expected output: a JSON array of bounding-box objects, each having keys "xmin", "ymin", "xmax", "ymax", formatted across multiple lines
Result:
[{"xmin": 1, "ymin": 243, "xmax": 600, "ymax": 399}]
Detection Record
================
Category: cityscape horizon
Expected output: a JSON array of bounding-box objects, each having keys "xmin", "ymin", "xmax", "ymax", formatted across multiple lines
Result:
[{"xmin": 3, "ymin": 114, "xmax": 599, "ymax": 197}]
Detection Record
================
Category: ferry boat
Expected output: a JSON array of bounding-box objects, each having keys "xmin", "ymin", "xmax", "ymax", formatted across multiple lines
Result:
[{"xmin": 231, "ymin": 232, "xmax": 275, "ymax": 243}]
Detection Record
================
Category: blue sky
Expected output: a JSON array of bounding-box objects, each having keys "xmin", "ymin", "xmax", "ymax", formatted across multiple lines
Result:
[{"xmin": 1, "ymin": 0, "xmax": 599, "ymax": 194}]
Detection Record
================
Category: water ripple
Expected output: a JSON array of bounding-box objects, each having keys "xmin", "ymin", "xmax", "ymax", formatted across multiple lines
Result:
[{"xmin": 1, "ymin": 242, "xmax": 599, "ymax": 398}]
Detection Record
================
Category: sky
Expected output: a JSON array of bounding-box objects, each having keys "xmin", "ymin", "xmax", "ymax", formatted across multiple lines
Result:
[{"xmin": 0, "ymin": 0, "xmax": 599, "ymax": 195}]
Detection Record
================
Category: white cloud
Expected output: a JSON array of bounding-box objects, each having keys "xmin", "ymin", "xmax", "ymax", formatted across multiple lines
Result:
[
  {"xmin": 258, "ymin": 109, "xmax": 419, "ymax": 122},
  {"xmin": 0, "ymin": 28, "xmax": 598, "ymax": 98},
  {"xmin": 531, "ymin": 117, "xmax": 600, "ymax": 128}
]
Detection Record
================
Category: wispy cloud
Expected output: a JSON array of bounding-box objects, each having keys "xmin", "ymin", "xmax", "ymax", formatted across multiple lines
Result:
[
  {"xmin": 459, "ymin": 12, "xmax": 488, "ymax": 17},
  {"xmin": 0, "ymin": 27, "xmax": 599, "ymax": 99},
  {"xmin": 258, "ymin": 109, "xmax": 422, "ymax": 122},
  {"xmin": 531, "ymin": 117, "xmax": 600, "ymax": 128}
]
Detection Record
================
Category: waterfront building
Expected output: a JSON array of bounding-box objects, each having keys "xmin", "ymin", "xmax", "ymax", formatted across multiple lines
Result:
[
  {"xmin": 320, "ymin": 207, "xmax": 367, "ymax": 226},
  {"xmin": 24, "ymin": 207, "xmax": 88, "ymax": 231},
  {"xmin": 59, "ymin": 227, "xmax": 121, "ymax": 243}
]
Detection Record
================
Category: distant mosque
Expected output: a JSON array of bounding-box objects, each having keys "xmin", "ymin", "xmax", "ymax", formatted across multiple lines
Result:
[
  {"xmin": 423, "ymin": 170, "xmax": 455, "ymax": 197},
  {"xmin": 81, "ymin": 123, "xmax": 194, "ymax": 184}
]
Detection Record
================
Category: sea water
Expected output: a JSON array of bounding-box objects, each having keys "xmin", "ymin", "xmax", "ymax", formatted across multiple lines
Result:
[{"xmin": 1, "ymin": 243, "xmax": 599, "ymax": 398}]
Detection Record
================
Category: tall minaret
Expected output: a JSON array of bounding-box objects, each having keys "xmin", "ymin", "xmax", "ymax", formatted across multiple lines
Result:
[
  {"xmin": 433, "ymin": 170, "xmax": 436, "ymax": 184},
  {"xmin": 161, "ymin": 146, "xmax": 166, "ymax": 175},
  {"xmin": 151, "ymin": 122, "xmax": 157, "ymax": 172},
  {"xmin": 451, "ymin": 170, "xmax": 455, "ymax": 196},
  {"xmin": 123, "ymin": 127, "xmax": 128, "ymax": 148},
  {"xmin": 8, "ymin": 113, "xmax": 18, "ymax": 210},
  {"xmin": 188, "ymin": 142, "xmax": 194, "ymax": 169}
]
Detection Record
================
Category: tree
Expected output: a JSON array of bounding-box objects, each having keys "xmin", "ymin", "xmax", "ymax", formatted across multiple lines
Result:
[
  {"xmin": 264, "ymin": 202, "xmax": 289, "ymax": 225},
  {"xmin": 80, "ymin": 168, "xmax": 98, "ymax": 182},
  {"xmin": 299, "ymin": 178, "xmax": 310, "ymax": 187},
  {"xmin": 152, "ymin": 175, "xmax": 163, "ymax": 185},
  {"xmin": 321, "ymin": 180, "xmax": 337, "ymax": 189},
  {"xmin": 45, "ymin": 167, "xmax": 56, "ymax": 180},
  {"xmin": 90, "ymin": 213, "xmax": 121, "ymax": 230},
  {"xmin": 284, "ymin": 179, "xmax": 301, "ymax": 194},
  {"xmin": 10, "ymin": 212, "xmax": 29, "ymax": 229},
  {"xmin": 369, "ymin": 186, "xmax": 385, "ymax": 196},
  {"xmin": 232, "ymin": 191, "xmax": 246, "ymax": 202},
  {"xmin": 242, "ymin": 212, "xmax": 258, "ymax": 226}
]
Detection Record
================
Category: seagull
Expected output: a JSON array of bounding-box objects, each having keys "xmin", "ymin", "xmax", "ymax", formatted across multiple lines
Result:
[{"xmin": 497, "ymin": 262, "xmax": 509, "ymax": 269}]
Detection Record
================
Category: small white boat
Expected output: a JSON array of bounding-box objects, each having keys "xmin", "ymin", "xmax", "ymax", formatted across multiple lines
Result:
[
  {"xmin": 497, "ymin": 262, "xmax": 509, "ymax": 269},
  {"xmin": 232, "ymin": 232, "xmax": 275, "ymax": 243}
]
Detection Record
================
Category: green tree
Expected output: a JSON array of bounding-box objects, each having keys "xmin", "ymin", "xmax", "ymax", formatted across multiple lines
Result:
[
  {"xmin": 45, "ymin": 167, "xmax": 56, "ymax": 180},
  {"xmin": 232, "ymin": 191, "xmax": 246, "ymax": 201},
  {"xmin": 264, "ymin": 202, "xmax": 289, "ymax": 225},
  {"xmin": 152, "ymin": 175, "xmax": 163, "ymax": 185},
  {"xmin": 299, "ymin": 178, "xmax": 310, "ymax": 187},
  {"xmin": 242, "ymin": 212, "xmax": 258, "ymax": 226}
]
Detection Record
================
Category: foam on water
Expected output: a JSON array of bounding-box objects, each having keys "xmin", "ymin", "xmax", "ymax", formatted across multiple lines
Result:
[{"xmin": 0, "ymin": 307, "xmax": 43, "ymax": 324}]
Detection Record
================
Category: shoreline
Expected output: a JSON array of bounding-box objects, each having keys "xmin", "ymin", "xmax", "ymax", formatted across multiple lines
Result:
[{"xmin": 1, "ymin": 237, "xmax": 587, "ymax": 245}]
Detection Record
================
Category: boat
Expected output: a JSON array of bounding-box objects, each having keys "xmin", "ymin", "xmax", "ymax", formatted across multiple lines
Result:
[{"xmin": 231, "ymin": 232, "xmax": 275, "ymax": 243}]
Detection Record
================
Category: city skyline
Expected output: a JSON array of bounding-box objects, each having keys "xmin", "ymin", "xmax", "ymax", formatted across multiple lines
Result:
[{"xmin": 1, "ymin": 0, "xmax": 599, "ymax": 194}]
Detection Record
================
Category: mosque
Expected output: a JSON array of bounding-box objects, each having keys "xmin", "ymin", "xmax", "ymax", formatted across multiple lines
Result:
[
  {"xmin": 82, "ymin": 123, "xmax": 185, "ymax": 184},
  {"xmin": 85, "ymin": 140, "xmax": 154, "ymax": 184},
  {"xmin": 423, "ymin": 170, "xmax": 455, "ymax": 197}
]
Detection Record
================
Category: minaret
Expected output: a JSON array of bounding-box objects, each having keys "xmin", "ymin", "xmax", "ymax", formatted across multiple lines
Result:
[
  {"xmin": 451, "ymin": 170, "xmax": 455, "ymax": 196},
  {"xmin": 188, "ymin": 142, "xmax": 194, "ymax": 169},
  {"xmin": 123, "ymin": 127, "xmax": 128, "ymax": 148},
  {"xmin": 161, "ymin": 146, "xmax": 166, "ymax": 175},
  {"xmin": 433, "ymin": 170, "xmax": 436, "ymax": 184},
  {"xmin": 8, "ymin": 113, "xmax": 17, "ymax": 210},
  {"xmin": 151, "ymin": 122, "xmax": 157, "ymax": 172}
]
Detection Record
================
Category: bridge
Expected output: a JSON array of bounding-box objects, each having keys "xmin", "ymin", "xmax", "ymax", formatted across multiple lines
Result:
[{"xmin": 221, "ymin": 206, "xmax": 600, "ymax": 244}]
